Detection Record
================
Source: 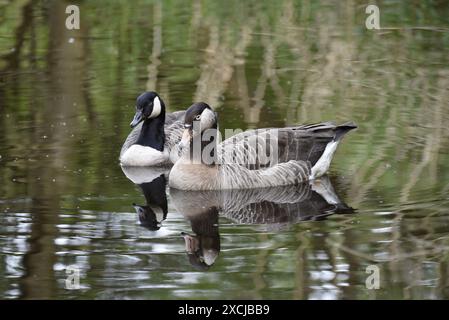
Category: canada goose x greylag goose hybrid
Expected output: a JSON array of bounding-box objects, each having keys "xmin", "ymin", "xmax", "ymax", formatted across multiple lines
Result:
[
  {"xmin": 120, "ymin": 92, "xmax": 185, "ymax": 166},
  {"xmin": 169, "ymin": 103, "xmax": 357, "ymax": 190}
]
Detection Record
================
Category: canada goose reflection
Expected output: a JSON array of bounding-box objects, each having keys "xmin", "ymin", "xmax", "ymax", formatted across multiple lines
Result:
[
  {"xmin": 181, "ymin": 207, "xmax": 220, "ymax": 271},
  {"xmin": 170, "ymin": 176, "xmax": 353, "ymax": 269},
  {"xmin": 121, "ymin": 166, "xmax": 169, "ymax": 231}
]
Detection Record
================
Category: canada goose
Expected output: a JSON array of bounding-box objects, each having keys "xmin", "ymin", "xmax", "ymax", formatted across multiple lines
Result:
[
  {"xmin": 171, "ymin": 176, "xmax": 353, "ymax": 269},
  {"xmin": 121, "ymin": 166, "xmax": 169, "ymax": 230},
  {"xmin": 169, "ymin": 102, "xmax": 357, "ymax": 190},
  {"xmin": 120, "ymin": 92, "xmax": 185, "ymax": 166}
]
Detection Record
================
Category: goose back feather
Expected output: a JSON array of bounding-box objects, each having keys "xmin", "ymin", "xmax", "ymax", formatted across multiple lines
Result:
[{"xmin": 217, "ymin": 122, "xmax": 356, "ymax": 169}]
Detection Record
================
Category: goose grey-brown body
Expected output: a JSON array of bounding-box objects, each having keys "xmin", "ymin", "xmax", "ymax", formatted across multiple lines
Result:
[
  {"xmin": 218, "ymin": 122, "xmax": 350, "ymax": 169},
  {"xmin": 171, "ymin": 159, "xmax": 311, "ymax": 190},
  {"xmin": 169, "ymin": 104, "xmax": 357, "ymax": 190}
]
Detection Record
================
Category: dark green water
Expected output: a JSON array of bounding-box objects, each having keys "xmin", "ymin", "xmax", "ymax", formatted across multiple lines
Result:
[{"xmin": 0, "ymin": 0, "xmax": 449, "ymax": 299}]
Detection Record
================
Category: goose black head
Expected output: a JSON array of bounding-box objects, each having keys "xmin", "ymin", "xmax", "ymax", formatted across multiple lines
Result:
[
  {"xmin": 132, "ymin": 203, "xmax": 165, "ymax": 231},
  {"xmin": 179, "ymin": 102, "xmax": 218, "ymax": 158},
  {"xmin": 130, "ymin": 92, "xmax": 165, "ymax": 128},
  {"xmin": 183, "ymin": 102, "xmax": 215, "ymax": 128}
]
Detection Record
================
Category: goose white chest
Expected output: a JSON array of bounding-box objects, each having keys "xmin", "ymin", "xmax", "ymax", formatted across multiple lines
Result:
[{"xmin": 120, "ymin": 144, "xmax": 168, "ymax": 166}]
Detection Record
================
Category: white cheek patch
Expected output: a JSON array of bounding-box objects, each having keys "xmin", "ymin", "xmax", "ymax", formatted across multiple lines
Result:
[
  {"xmin": 149, "ymin": 96, "xmax": 162, "ymax": 118},
  {"xmin": 203, "ymin": 249, "xmax": 218, "ymax": 266},
  {"xmin": 200, "ymin": 108, "xmax": 216, "ymax": 131},
  {"xmin": 151, "ymin": 206, "xmax": 165, "ymax": 222}
]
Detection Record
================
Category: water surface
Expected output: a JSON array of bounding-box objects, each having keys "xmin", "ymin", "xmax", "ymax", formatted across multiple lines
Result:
[{"xmin": 0, "ymin": 0, "xmax": 448, "ymax": 299}]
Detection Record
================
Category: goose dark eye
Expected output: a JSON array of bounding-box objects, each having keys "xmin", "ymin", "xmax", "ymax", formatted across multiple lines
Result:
[{"xmin": 195, "ymin": 115, "xmax": 201, "ymax": 121}]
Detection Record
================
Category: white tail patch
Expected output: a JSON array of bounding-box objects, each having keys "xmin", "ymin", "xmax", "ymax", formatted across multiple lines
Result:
[
  {"xmin": 310, "ymin": 141, "xmax": 339, "ymax": 179},
  {"xmin": 311, "ymin": 178, "xmax": 340, "ymax": 204},
  {"xmin": 149, "ymin": 96, "xmax": 162, "ymax": 118}
]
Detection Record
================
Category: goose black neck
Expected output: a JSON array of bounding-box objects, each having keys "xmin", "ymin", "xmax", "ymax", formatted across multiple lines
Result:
[
  {"xmin": 136, "ymin": 112, "xmax": 165, "ymax": 151},
  {"xmin": 139, "ymin": 175, "xmax": 168, "ymax": 216}
]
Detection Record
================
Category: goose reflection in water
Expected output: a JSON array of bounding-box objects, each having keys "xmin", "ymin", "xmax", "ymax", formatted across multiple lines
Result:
[
  {"xmin": 180, "ymin": 209, "xmax": 220, "ymax": 271},
  {"xmin": 171, "ymin": 175, "xmax": 354, "ymax": 270},
  {"xmin": 121, "ymin": 166, "xmax": 170, "ymax": 231}
]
